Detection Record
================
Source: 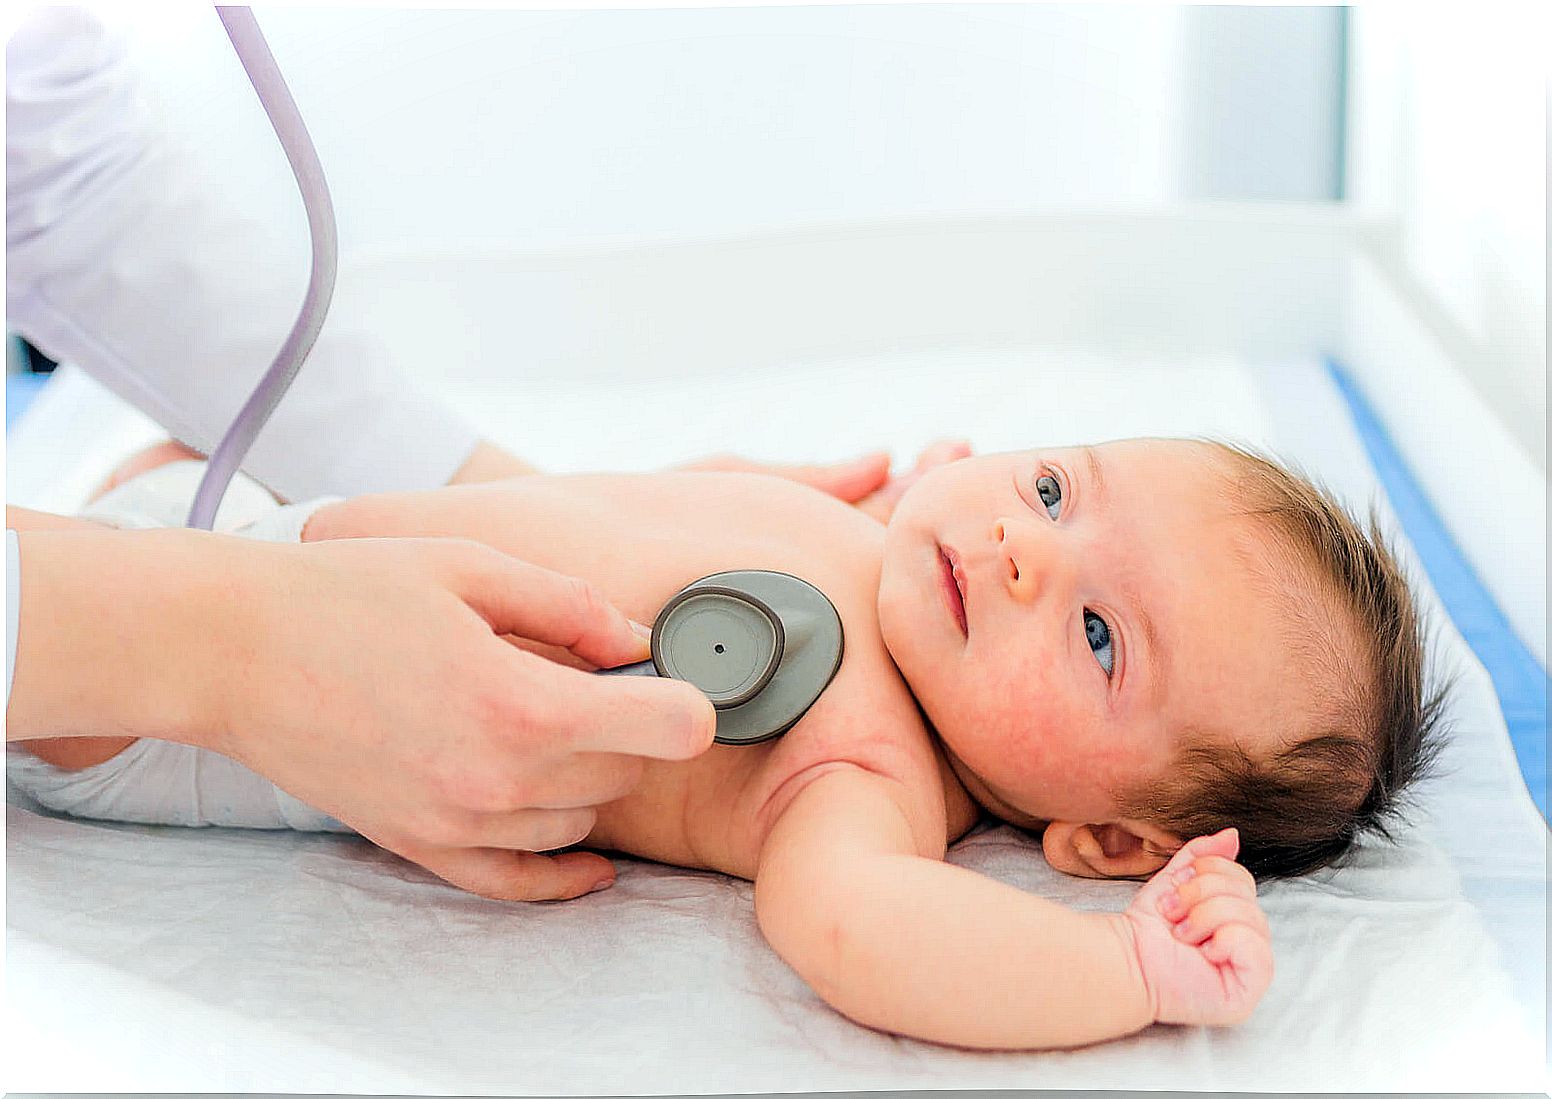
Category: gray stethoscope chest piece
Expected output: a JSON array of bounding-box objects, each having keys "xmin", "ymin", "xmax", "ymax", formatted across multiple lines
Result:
[{"xmin": 599, "ymin": 570, "xmax": 844, "ymax": 745}]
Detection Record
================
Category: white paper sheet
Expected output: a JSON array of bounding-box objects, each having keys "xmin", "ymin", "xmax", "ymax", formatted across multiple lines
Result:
[{"xmin": 7, "ymin": 350, "xmax": 1546, "ymax": 1093}]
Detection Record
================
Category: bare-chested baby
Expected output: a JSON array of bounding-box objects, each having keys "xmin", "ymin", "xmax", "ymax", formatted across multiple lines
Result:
[{"xmin": 13, "ymin": 437, "xmax": 1441, "ymax": 1050}]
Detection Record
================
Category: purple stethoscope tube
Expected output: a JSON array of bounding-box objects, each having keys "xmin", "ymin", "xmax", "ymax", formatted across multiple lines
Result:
[{"xmin": 186, "ymin": 7, "xmax": 338, "ymax": 530}]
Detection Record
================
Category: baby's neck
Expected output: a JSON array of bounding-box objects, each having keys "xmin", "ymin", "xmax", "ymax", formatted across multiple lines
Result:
[{"xmin": 906, "ymin": 699, "xmax": 991, "ymax": 842}]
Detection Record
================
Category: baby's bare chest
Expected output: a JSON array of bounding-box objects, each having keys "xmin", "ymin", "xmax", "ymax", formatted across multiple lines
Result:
[
  {"xmin": 527, "ymin": 475, "xmax": 957, "ymax": 875},
  {"xmin": 585, "ymin": 641, "xmax": 949, "ymax": 878},
  {"xmin": 340, "ymin": 472, "xmax": 970, "ymax": 878}
]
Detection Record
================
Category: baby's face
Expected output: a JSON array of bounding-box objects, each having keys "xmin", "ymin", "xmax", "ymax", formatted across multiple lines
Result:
[{"xmin": 877, "ymin": 438, "xmax": 1293, "ymax": 832}]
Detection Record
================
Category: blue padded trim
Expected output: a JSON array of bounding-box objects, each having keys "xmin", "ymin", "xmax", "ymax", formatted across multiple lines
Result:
[
  {"xmin": 1327, "ymin": 358, "xmax": 1548, "ymax": 820},
  {"xmin": 6, "ymin": 372, "xmax": 51, "ymax": 432}
]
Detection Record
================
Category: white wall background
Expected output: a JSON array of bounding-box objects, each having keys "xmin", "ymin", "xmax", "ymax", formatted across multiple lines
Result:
[
  {"xmin": 16, "ymin": 3, "xmax": 1541, "ymax": 471},
  {"xmin": 94, "ymin": 3, "xmax": 1344, "ymax": 260},
  {"xmin": 1347, "ymin": 4, "xmax": 1548, "ymax": 471}
]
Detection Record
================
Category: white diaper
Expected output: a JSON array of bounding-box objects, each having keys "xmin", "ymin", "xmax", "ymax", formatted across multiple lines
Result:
[{"xmin": 6, "ymin": 461, "xmax": 352, "ymax": 833}]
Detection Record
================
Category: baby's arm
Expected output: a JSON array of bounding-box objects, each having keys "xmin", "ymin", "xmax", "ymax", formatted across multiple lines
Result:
[
  {"xmin": 755, "ymin": 766, "xmax": 1152, "ymax": 1048},
  {"xmin": 756, "ymin": 767, "xmax": 1272, "ymax": 1049}
]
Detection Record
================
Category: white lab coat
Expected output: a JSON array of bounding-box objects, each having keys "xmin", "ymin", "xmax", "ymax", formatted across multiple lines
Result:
[
  {"xmin": 4, "ymin": 7, "xmax": 485, "ymax": 707},
  {"xmin": 5, "ymin": 6, "xmax": 480, "ymax": 503}
]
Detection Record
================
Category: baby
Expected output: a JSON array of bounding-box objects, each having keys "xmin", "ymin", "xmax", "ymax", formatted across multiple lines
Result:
[{"xmin": 12, "ymin": 436, "xmax": 1443, "ymax": 1051}]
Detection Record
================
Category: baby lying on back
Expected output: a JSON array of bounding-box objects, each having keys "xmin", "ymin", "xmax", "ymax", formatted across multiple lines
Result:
[{"xmin": 14, "ymin": 437, "xmax": 1442, "ymax": 1050}]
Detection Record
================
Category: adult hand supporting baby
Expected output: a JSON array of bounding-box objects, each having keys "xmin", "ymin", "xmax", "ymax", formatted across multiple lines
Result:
[
  {"xmin": 6, "ymin": 520, "xmax": 716, "ymax": 902},
  {"xmin": 448, "ymin": 439, "xmax": 900, "ymax": 506},
  {"xmin": 672, "ymin": 450, "xmax": 895, "ymax": 502}
]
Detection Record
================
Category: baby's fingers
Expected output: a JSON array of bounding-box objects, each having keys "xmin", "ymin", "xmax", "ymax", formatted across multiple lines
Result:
[
  {"xmin": 1139, "ymin": 827, "xmax": 1240, "ymax": 902},
  {"xmin": 1202, "ymin": 922, "xmax": 1274, "ymax": 971},
  {"xmin": 1158, "ymin": 858, "xmax": 1258, "ymax": 920},
  {"xmin": 1187, "ymin": 855, "xmax": 1258, "ymax": 893},
  {"xmin": 1201, "ymin": 923, "xmax": 1276, "ymax": 1020},
  {"xmin": 1171, "ymin": 894, "xmax": 1270, "ymax": 947}
]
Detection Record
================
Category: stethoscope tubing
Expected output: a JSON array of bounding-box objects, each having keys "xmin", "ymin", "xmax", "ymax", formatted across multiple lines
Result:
[
  {"xmin": 191, "ymin": 18, "xmax": 843, "ymax": 751},
  {"xmin": 187, "ymin": 7, "xmax": 337, "ymax": 529}
]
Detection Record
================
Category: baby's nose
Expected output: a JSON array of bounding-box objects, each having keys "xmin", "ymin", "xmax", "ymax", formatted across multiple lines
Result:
[
  {"xmin": 994, "ymin": 515, "xmax": 1069, "ymax": 602},
  {"xmin": 994, "ymin": 517, "xmax": 1033, "ymax": 593}
]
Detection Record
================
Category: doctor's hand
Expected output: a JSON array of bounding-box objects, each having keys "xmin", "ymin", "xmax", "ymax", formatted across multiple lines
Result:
[
  {"xmin": 448, "ymin": 440, "xmax": 897, "ymax": 506},
  {"xmin": 671, "ymin": 450, "xmax": 894, "ymax": 502},
  {"xmin": 8, "ymin": 525, "xmax": 715, "ymax": 902}
]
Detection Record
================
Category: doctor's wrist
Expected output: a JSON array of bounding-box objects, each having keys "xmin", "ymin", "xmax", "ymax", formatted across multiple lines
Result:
[{"xmin": 6, "ymin": 527, "xmax": 248, "ymax": 748}]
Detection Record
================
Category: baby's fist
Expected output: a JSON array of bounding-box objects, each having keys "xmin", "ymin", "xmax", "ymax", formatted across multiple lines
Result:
[{"xmin": 1123, "ymin": 828, "xmax": 1273, "ymax": 1028}]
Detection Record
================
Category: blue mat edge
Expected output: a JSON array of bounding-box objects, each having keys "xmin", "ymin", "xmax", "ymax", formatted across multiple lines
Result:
[{"xmin": 1326, "ymin": 357, "xmax": 1548, "ymax": 821}]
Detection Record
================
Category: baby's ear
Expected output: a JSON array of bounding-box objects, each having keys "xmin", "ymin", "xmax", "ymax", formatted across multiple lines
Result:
[{"xmin": 1041, "ymin": 820, "xmax": 1180, "ymax": 880}]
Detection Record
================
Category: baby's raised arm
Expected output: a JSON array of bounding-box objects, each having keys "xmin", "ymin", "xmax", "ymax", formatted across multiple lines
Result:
[{"xmin": 754, "ymin": 768, "xmax": 1272, "ymax": 1049}]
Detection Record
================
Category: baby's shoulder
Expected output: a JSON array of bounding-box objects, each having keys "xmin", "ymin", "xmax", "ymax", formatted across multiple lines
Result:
[{"xmin": 739, "ymin": 639, "xmax": 965, "ymax": 863}]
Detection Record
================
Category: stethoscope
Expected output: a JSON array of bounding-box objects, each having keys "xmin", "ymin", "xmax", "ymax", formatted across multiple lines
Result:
[
  {"xmin": 199, "ymin": 8, "xmax": 844, "ymax": 745},
  {"xmin": 599, "ymin": 570, "xmax": 844, "ymax": 745}
]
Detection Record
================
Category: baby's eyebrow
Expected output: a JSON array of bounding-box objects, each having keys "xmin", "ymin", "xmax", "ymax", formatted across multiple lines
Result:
[
  {"xmin": 1084, "ymin": 447, "xmax": 1107, "ymax": 500},
  {"xmin": 1137, "ymin": 601, "xmax": 1163, "ymax": 686}
]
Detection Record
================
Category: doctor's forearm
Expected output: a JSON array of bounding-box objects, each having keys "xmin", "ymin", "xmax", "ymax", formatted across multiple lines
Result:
[
  {"xmin": 5, "ymin": 527, "xmax": 240, "ymax": 746},
  {"xmin": 4, "ymin": 507, "xmax": 106, "ymax": 533}
]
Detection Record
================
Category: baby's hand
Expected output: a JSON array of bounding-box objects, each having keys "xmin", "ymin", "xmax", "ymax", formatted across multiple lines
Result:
[{"xmin": 1122, "ymin": 828, "xmax": 1273, "ymax": 1028}]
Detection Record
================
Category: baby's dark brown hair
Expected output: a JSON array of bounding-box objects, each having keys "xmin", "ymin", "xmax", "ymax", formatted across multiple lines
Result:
[{"xmin": 1118, "ymin": 441, "xmax": 1450, "ymax": 881}]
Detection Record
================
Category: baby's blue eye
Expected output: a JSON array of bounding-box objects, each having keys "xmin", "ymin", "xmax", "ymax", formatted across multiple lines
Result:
[
  {"xmin": 1084, "ymin": 611, "xmax": 1114, "ymax": 677},
  {"xmin": 1035, "ymin": 474, "xmax": 1062, "ymax": 519}
]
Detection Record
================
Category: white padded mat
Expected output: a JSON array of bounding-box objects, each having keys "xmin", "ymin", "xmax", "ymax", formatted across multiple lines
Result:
[{"xmin": 6, "ymin": 349, "xmax": 1547, "ymax": 1092}]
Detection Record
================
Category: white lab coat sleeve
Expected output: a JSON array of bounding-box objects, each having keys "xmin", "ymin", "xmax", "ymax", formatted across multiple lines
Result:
[{"xmin": 5, "ymin": 7, "xmax": 483, "ymax": 501}]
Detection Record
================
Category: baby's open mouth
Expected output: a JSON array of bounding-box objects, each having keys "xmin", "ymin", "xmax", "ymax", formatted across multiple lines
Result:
[{"xmin": 938, "ymin": 544, "xmax": 968, "ymax": 638}]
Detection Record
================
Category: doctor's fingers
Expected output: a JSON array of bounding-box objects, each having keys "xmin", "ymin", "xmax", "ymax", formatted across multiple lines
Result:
[
  {"xmin": 520, "ymin": 658, "xmax": 717, "ymax": 762},
  {"xmin": 440, "ymin": 541, "xmax": 652, "ymax": 670},
  {"xmin": 776, "ymin": 452, "xmax": 893, "ymax": 502},
  {"xmin": 515, "ymin": 752, "xmax": 648, "ymax": 809},
  {"xmin": 678, "ymin": 451, "xmax": 893, "ymax": 503},
  {"xmin": 413, "ymin": 845, "xmax": 616, "ymax": 903},
  {"xmin": 470, "ymin": 805, "xmax": 601, "ymax": 853},
  {"xmin": 910, "ymin": 438, "xmax": 974, "ymax": 473}
]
